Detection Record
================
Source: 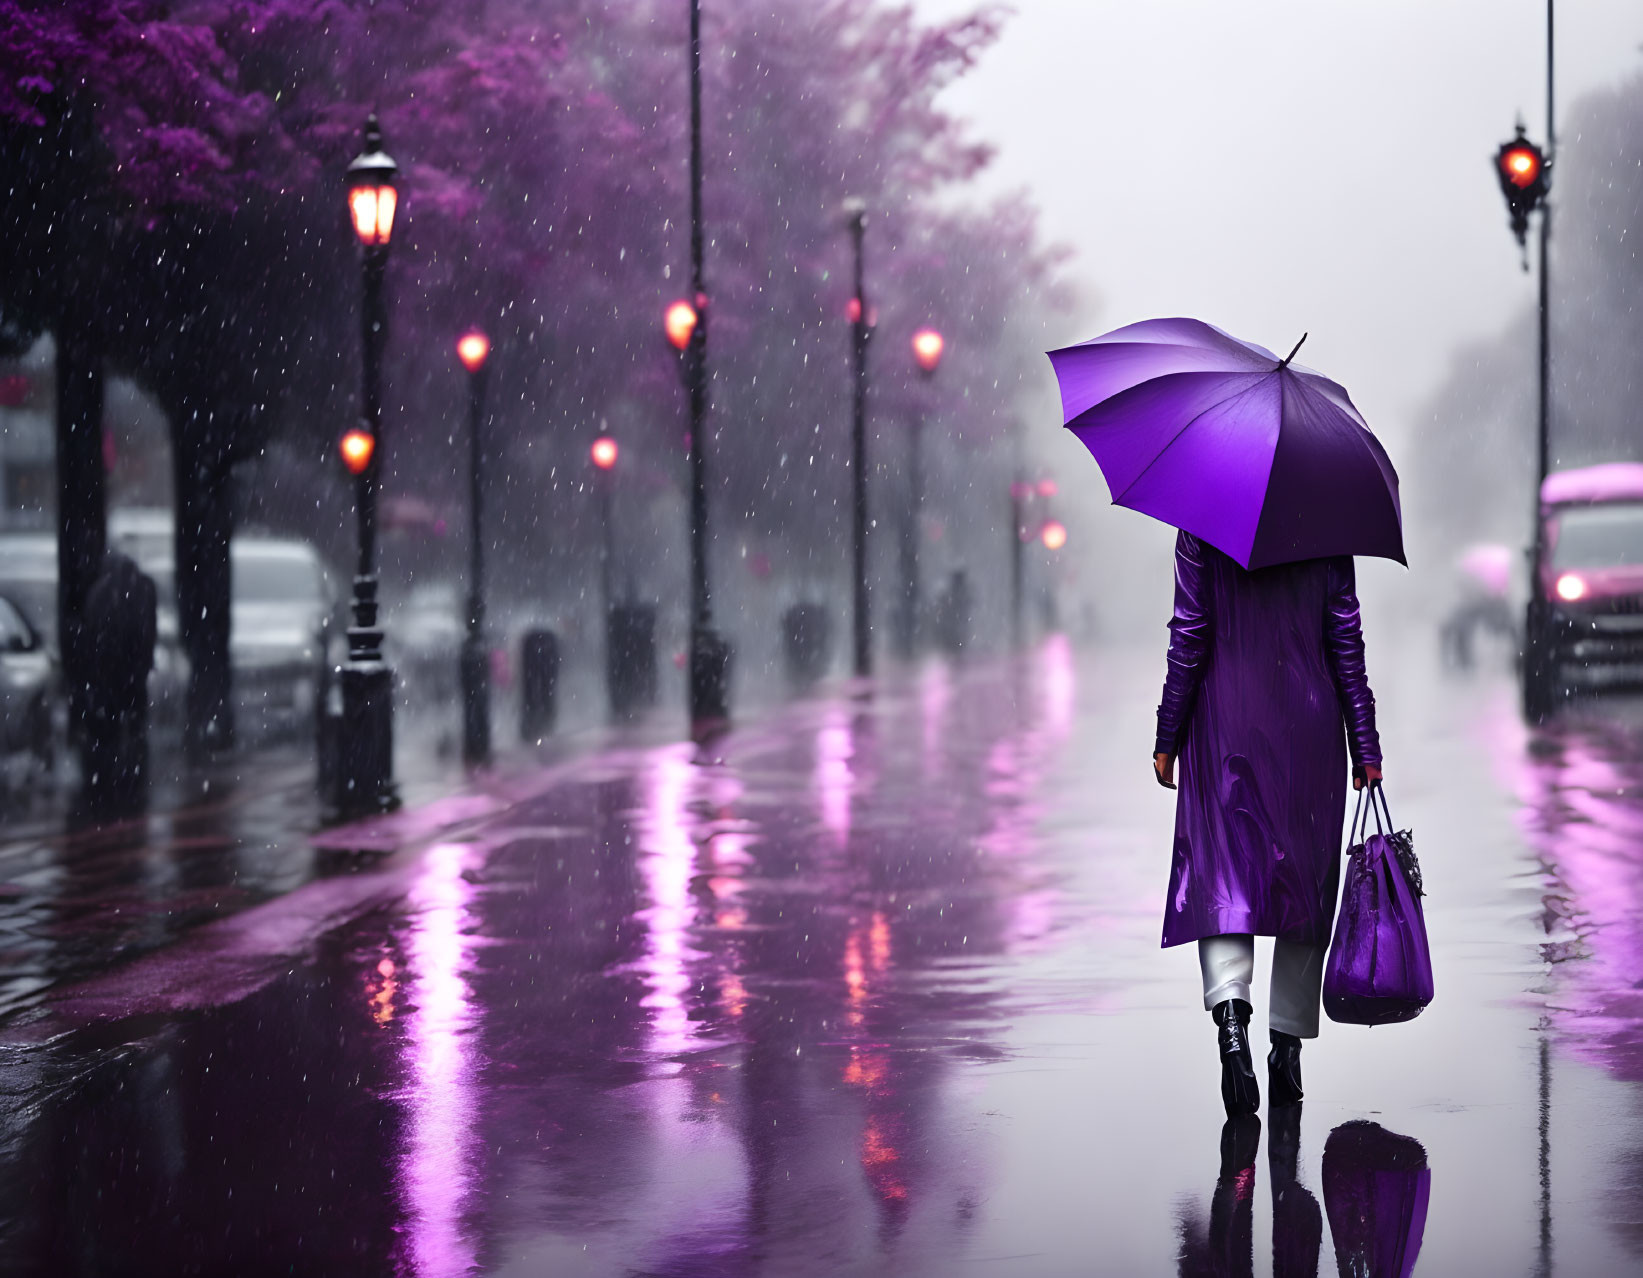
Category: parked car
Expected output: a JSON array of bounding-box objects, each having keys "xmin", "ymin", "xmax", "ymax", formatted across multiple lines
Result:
[
  {"xmin": 1527, "ymin": 462, "xmax": 1643, "ymax": 707},
  {"xmin": 0, "ymin": 591, "xmax": 54, "ymax": 767},
  {"xmin": 232, "ymin": 537, "xmax": 338, "ymax": 732}
]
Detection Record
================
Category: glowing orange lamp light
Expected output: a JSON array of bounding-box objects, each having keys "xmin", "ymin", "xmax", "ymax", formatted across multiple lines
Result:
[
  {"xmin": 346, "ymin": 116, "xmax": 399, "ymax": 249},
  {"xmin": 340, "ymin": 428, "xmax": 375, "ymax": 476},
  {"xmin": 591, "ymin": 436, "xmax": 619, "ymax": 470},
  {"xmin": 1041, "ymin": 520, "xmax": 1068, "ymax": 552},
  {"xmin": 456, "ymin": 330, "xmax": 490, "ymax": 373},
  {"xmin": 911, "ymin": 327, "xmax": 944, "ymax": 374},
  {"xmin": 665, "ymin": 300, "xmax": 698, "ymax": 352}
]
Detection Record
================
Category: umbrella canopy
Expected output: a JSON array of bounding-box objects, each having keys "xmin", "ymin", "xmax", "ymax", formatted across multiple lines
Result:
[{"xmin": 1047, "ymin": 317, "xmax": 1404, "ymax": 570}]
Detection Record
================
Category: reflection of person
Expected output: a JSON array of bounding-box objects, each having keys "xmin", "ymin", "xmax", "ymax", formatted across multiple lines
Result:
[
  {"xmin": 1177, "ymin": 1116, "xmax": 1428, "ymax": 1278},
  {"xmin": 1176, "ymin": 1116, "xmax": 1259, "ymax": 1278},
  {"xmin": 1153, "ymin": 531, "xmax": 1383, "ymax": 1116}
]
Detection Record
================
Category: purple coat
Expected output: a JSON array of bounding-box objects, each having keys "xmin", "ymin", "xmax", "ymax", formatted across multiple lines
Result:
[{"xmin": 1155, "ymin": 531, "xmax": 1381, "ymax": 948}]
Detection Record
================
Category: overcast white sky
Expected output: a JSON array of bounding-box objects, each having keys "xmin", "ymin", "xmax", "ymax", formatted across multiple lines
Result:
[{"xmin": 914, "ymin": 0, "xmax": 1643, "ymax": 439}]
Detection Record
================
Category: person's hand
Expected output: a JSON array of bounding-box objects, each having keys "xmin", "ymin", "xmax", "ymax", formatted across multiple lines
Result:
[
  {"xmin": 1353, "ymin": 763, "xmax": 1383, "ymax": 791},
  {"xmin": 1154, "ymin": 751, "xmax": 1177, "ymax": 790}
]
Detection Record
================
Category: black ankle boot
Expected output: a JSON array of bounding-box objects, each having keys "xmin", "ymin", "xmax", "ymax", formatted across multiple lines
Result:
[
  {"xmin": 1268, "ymin": 1030, "xmax": 1304, "ymax": 1106},
  {"xmin": 1212, "ymin": 999, "xmax": 1260, "ymax": 1117}
]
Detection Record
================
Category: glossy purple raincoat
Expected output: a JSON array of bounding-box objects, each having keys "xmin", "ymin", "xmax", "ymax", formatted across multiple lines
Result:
[{"xmin": 1155, "ymin": 531, "xmax": 1381, "ymax": 948}]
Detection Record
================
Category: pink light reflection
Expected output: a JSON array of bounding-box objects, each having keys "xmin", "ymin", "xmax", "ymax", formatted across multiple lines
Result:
[
  {"xmin": 635, "ymin": 746, "xmax": 709, "ymax": 1054},
  {"xmin": 919, "ymin": 661, "xmax": 953, "ymax": 781},
  {"xmin": 815, "ymin": 706, "xmax": 855, "ymax": 847},
  {"xmin": 399, "ymin": 841, "xmax": 483, "ymax": 1277}
]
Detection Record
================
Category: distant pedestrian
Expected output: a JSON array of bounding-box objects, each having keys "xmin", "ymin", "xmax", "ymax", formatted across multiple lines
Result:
[
  {"xmin": 80, "ymin": 549, "xmax": 157, "ymax": 814},
  {"xmin": 933, "ymin": 569, "xmax": 972, "ymax": 656}
]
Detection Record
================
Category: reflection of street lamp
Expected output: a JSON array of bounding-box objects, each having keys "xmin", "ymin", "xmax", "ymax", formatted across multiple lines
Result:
[
  {"xmin": 456, "ymin": 329, "xmax": 491, "ymax": 766},
  {"xmin": 896, "ymin": 327, "xmax": 944, "ymax": 659},
  {"xmin": 338, "ymin": 113, "xmax": 400, "ymax": 815},
  {"xmin": 844, "ymin": 197, "xmax": 873, "ymax": 677}
]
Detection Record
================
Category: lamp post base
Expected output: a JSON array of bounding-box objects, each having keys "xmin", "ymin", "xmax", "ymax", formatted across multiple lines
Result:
[
  {"xmin": 689, "ymin": 625, "xmax": 732, "ymax": 726},
  {"xmin": 460, "ymin": 636, "xmax": 492, "ymax": 766},
  {"xmin": 335, "ymin": 657, "xmax": 399, "ymax": 817}
]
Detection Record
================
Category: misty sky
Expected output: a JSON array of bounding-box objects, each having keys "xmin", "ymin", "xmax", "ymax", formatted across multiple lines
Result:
[{"xmin": 913, "ymin": 0, "xmax": 1643, "ymax": 443}]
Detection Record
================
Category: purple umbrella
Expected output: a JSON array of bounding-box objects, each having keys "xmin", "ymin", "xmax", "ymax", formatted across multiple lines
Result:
[{"xmin": 1046, "ymin": 317, "xmax": 1405, "ymax": 569}]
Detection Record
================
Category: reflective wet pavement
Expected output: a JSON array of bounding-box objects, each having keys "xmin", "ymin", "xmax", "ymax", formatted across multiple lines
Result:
[{"xmin": 3, "ymin": 637, "xmax": 1643, "ymax": 1275}]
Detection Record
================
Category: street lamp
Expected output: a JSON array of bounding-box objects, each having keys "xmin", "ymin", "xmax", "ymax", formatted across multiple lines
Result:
[
  {"xmin": 336, "ymin": 113, "xmax": 400, "ymax": 815},
  {"xmin": 896, "ymin": 326, "xmax": 944, "ymax": 659},
  {"xmin": 670, "ymin": 0, "xmax": 731, "ymax": 727},
  {"xmin": 1041, "ymin": 519, "xmax": 1068, "ymax": 552},
  {"xmin": 456, "ymin": 328, "xmax": 491, "ymax": 765},
  {"xmin": 844, "ymin": 196, "xmax": 873, "ymax": 677}
]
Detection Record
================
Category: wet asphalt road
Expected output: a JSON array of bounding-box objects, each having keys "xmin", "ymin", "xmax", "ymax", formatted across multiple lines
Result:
[{"xmin": 2, "ymin": 636, "xmax": 1642, "ymax": 1275}]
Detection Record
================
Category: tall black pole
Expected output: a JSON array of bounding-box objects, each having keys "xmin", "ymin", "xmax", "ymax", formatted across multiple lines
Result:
[
  {"xmin": 461, "ymin": 361, "xmax": 491, "ymax": 765},
  {"xmin": 846, "ymin": 200, "xmax": 871, "ymax": 677},
  {"xmin": 1537, "ymin": 0, "xmax": 1554, "ymax": 505},
  {"xmin": 895, "ymin": 412, "xmax": 923, "ymax": 660},
  {"xmin": 683, "ymin": 0, "xmax": 729, "ymax": 723},
  {"xmin": 338, "ymin": 114, "xmax": 399, "ymax": 815},
  {"xmin": 599, "ymin": 469, "xmax": 614, "ymax": 618},
  {"xmin": 1010, "ymin": 480, "xmax": 1025, "ymax": 648},
  {"xmin": 1524, "ymin": 1, "xmax": 1557, "ymax": 721}
]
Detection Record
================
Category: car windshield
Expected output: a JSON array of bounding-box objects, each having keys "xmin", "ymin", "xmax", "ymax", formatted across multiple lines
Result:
[
  {"xmin": 1551, "ymin": 503, "xmax": 1643, "ymax": 569},
  {"xmin": 235, "ymin": 553, "xmax": 321, "ymax": 604}
]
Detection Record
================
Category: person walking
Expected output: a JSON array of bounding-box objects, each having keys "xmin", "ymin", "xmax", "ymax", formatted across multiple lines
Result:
[
  {"xmin": 1046, "ymin": 317, "xmax": 1406, "ymax": 1117},
  {"xmin": 1153, "ymin": 531, "xmax": 1381, "ymax": 1115},
  {"xmin": 81, "ymin": 548, "xmax": 157, "ymax": 815}
]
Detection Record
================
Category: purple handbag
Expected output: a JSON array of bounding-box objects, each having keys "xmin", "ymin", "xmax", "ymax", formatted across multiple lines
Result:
[{"xmin": 1323, "ymin": 787, "xmax": 1434, "ymax": 1026}]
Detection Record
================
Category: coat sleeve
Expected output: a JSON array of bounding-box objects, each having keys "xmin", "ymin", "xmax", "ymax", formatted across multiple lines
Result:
[
  {"xmin": 1324, "ymin": 557, "xmax": 1382, "ymax": 768},
  {"xmin": 1154, "ymin": 531, "xmax": 1212, "ymax": 757}
]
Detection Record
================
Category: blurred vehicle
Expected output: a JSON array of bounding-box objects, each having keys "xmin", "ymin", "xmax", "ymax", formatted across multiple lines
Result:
[
  {"xmin": 384, "ymin": 581, "xmax": 464, "ymax": 704},
  {"xmin": 1528, "ymin": 463, "xmax": 1643, "ymax": 705},
  {"xmin": 232, "ymin": 536, "xmax": 338, "ymax": 733},
  {"xmin": 0, "ymin": 591, "xmax": 54, "ymax": 767},
  {"xmin": 1439, "ymin": 543, "xmax": 1517, "ymax": 670}
]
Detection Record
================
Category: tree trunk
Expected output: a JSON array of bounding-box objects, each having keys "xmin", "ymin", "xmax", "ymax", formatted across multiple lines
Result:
[
  {"xmin": 55, "ymin": 307, "xmax": 106, "ymax": 745},
  {"xmin": 174, "ymin": 439, "xmax": 234, "ymax": 757}
]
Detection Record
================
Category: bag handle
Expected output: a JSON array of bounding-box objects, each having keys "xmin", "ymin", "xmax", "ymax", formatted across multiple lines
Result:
[
  {"xmin": 1348, "ymin": 785, "xmax": 1368, "ymax": 850},
  {"xmin": 1347, "ymin": 778, "xmax": 1392, "ymax": 851},
  {"xmin": 1371, "ymin": 781, "xmax": 1394, "ymax": 834}
]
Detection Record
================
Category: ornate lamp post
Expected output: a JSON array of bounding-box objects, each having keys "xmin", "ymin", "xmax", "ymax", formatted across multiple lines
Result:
[
  {"xmin": 896, "ymin": 326, "xmax": 944, "ymax": 659},
  {"xmin": 336, "ymin": 113, "xmax": 400, "ymax": 814},
  {"xmin": 456, "ymin": 328, "xmax": 491, "ymax": 765},
  {"xmin": 844, "ymin": 197, "xmax": 873, "ymax": 677}
]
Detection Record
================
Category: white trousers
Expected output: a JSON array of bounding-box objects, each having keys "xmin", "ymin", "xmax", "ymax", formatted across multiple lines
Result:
[{"xmin": 1198, "ymin": 934, "xmax": 1326, "ymax": 1039}]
